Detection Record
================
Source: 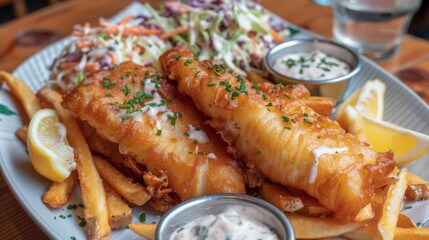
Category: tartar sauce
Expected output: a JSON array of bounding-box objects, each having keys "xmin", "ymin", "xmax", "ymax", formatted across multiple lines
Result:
[
  {"xmin": 273, "ymin": 50, "xmax": 350, "ymax": 80},
  {"xmin": 170, "ymin": 206, "xmax": 278, "ymax": 240}
]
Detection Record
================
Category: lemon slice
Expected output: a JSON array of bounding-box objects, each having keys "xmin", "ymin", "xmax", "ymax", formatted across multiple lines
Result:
[
  {"xmin": 336, "ymin": 79, "xmax": 386, "ymax": 130},
  {"xmin": 27, "ymin": 109, "xmax": 76, "ymax": 182},
  {"xmin": 345, "ymin": 106, "xmax": 429, "ymax": 165},
  {"xmin": 354, "ymin": 79, "xmax": 386, "ymax": 119}
]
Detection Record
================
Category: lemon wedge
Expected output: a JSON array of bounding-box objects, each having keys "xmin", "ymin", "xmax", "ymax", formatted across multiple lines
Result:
[
  {"xmin": 336, "ymin": 79, "xmax": 386, "ymax": 130},
  {"xmin": 27, "ymin": 109, "xmax": 76, "ymax": 182},
  {"xmin": 345, "ymin": 106, "xmax": 429, "ymax": 165}
]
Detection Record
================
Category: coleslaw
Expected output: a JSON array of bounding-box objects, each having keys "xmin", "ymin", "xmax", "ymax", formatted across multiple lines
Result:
[{"xmin": 48, "ymin": 0, "xmax": 294, "ymax": 91}]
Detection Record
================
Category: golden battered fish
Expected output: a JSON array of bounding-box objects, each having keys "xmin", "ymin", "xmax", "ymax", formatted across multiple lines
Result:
[
  {"xmin": 160, "ymin": 46, "xmax": 395, "ymax": 222},
  {"xmin": 62, "ymin": 62, "xmax": 246, "ymax": 201}
]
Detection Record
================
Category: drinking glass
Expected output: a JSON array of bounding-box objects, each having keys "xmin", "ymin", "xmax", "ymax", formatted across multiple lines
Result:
[{"xmin": 332, "ymin": 0, "xmax": 422, "ymax": 60}]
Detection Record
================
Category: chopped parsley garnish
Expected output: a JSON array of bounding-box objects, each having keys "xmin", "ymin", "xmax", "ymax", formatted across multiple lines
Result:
[
  {"xmin": 184, "ymin": 132, "xmax": 190, "ymax": 137},
  {"xmin": 170, "ymin": 113, "xmax": 178, "ymax": 126},
  {"xmin": 123, "ymin": 84, "xmax": 131, "ymax": 96},
  {"xmin": 251, "ymin": 84, "xmax": 261, "ymax": 94},
  {"xmin": 231, "ymin": 91, "xmax": 240, "ymax": 99},
  {"xmin": 303, "ymin": 118, "xmax": 313, "ymax": 124},
  {"xmin": 103, "ymin": 77, "xmax": 116, "ymax": 89},
  {"xmin": 194, "ymin": 70, "xmax": 200, "ymax": 78},
  {"xmin": 262, "ymin": 93, "xmax": 268, "ymax": 100},
  {"xmin": 78, "ymin": 216, "xmax": 87, "ymax": 227},
  {"xmin": 207, "ymin": 83, "xmax": 215, "ymax": 87},
  {"xmin": 195, "ymin": 127, "xmax": 201, "ymax": 131},
  {"xmin": 177, "ymin": 227, "xmax": 184, "ymax": 233},
  {"xmin": 282, "ymin": 58, "xmax": 296, "ymax": 68},
  {"xmin": 193, "ymin": 140, "xmax": 198, "ymax": 144},
  {"xmin": 67, "ymin": 204, "xmax": 78, "ymax": 210},
  {"xmin": 289, "ymin": 83, "xmax": 296, "ymax": 89},
  {"xmin": 139, "ymin": 213, "xmax": 146, "ymax": 222},
  {"xmin": 266, "ymin": 102, "xmax": 273, "ymax": 107},
  {"xmin": 403, "ymin": 206, "xmax": 412, "ymax": 210},
  {"xmin": 284, "ymin": 126, "xmax": 291, "ymax": 130},
  {"xmin": 282, "ymin": 115, "xmax": 290, "ymax": 122},
  {"xmin": 175, "ymin": 56, "xmax": 181, "ymax": 61},
  {"xmin": 304, "ymin": 113, "xmax": 309, "ymax": 117},
  {"xmin": 284, "ymin": 93, "xmax": 291, "ymax": 99},
  {"xmin": 156, "ymin": 129, "xmax": 162, "ymax": 136},
  {"xmin": 184, "ymin": 59, "xmax": 193, "ymax": 66},
  {"xmin": 122, "ymin": 114, "xmax": 129, "ymax": 120}
]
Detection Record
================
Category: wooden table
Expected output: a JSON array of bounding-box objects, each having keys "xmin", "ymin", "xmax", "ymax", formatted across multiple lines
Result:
[{"xmin": 1, "ymin": 0, "xmax": 429, "ymax": 239}]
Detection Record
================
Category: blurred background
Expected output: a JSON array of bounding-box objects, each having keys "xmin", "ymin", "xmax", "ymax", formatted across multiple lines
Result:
[{"xmin": 0, "ymin": 0, "xmax": 428, "ymax": 39}]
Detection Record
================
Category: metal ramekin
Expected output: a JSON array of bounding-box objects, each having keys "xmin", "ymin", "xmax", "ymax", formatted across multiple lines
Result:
[
  {"xmin": 156, "ymin": 193, "xmax": 295, "ymax": 240},
  {"xmin": 264, "ymin": 38, "xmax": 361, "ymax": 100}
]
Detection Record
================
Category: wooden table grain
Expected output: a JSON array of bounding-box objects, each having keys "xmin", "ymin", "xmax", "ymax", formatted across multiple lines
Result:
[{"xmin": 1, "ymin": 0, "xmax": 429, "ymax": 239}]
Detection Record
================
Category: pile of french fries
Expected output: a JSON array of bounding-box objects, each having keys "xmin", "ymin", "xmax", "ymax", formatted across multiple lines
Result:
[
  {"xmin": 2, "ymin": 69, "xmax": 429, "ymax": 240},
  {"xmin": 1, "ymin": 71, "xmax": 151, "ymax": 239}
]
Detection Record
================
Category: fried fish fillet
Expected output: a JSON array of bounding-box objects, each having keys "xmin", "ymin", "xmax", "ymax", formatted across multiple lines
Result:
[
  {"xmin": 160, "ymin": 46, "xmax": 396, "ymax": 222},
  {"xmin": 62, "ymin": 62, "xmax": 245, "ymax": 201}
]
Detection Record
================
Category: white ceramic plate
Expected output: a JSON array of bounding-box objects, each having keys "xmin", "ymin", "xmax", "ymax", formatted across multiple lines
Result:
[{"xmin": 1, "ymin": 2, "xmax": 429, "ymax": 240}]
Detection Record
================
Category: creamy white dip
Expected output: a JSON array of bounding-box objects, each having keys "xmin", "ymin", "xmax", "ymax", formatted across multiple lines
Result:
[
  {"xmin": 170, "ymin": 206, "xmax": 279, "ymax": 240},
  {"xmin": 273, "ymin": 50, "xmax": 350, "ymax": 80}
]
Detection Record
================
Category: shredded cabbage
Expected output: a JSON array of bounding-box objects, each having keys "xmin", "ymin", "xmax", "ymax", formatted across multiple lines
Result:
[{"xmin": 49, "ymin": 0, "xmax": 293, "ymax": 91}]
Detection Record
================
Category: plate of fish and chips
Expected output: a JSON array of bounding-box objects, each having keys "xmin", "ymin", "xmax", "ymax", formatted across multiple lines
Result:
[{"xmin": 1, "ymin": 1, "xmax": 429, "ymax": 240}]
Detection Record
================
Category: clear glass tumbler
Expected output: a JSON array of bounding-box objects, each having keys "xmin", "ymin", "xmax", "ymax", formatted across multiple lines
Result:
[{"xmin": 332, "ymin": 0, "xmax": 422, "ymax": 60}]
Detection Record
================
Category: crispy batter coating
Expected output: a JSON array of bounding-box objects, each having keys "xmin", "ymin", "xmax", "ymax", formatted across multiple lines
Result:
[
  {"xmin": 160, "ymin": 46, "xmax": 395, "ymax": 222},
  {"xmin": 62, "ymin": 62, "xmax": 246, "ymax": 201}
]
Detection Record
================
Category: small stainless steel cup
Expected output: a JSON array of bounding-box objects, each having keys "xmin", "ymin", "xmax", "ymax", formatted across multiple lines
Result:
[
  {"xmin": 156, "ymin": 193, "xmax": 295, "ymax": 240},
  {"xmin": 264, "ymin": 38, "xmax": 361, "ymax": 100}
]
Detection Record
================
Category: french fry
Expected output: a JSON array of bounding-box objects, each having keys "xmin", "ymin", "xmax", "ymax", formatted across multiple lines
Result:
[
  {"xmin": 377, "ymin": 168, "xmax": 408, "ymax": 240},
  {"xmin": 406, "ymin": 173, "xmax": 429, "ymax": 200},
  {"xmin": 87, "ymin": 133, "xmax": 116, "ymax": 159},
  {"xmin": 302, "ymin": 96, "xmax": 335, "ymax": 117},
  {"xmin": 408, "ymin": 173, "xmax": 428, "ymax": 185},
  {"xmin": 93, "ymin": 155, "xmax": 151, "ymax": 206},
  {"xmin": 396, "ymin": 213, "xmax": 415, "ymax": 228},
  {"xmin": 342, "ymin": 224, "xmax": 378, "ymax": 240},
  {"xmin": 259, "ymin": 181, "xmax": 304, "ymax": 212},
  {"xmin": 246, "ymin": 71, "xmax": 270, "ymax": 84},
  {"xmin": 129, "ymin": 223, "xmax": 157, "ymax": 240},
  {"xmin": 406, "ymin": 184, "xmax": 429, "ymax": 201},
  {"xmin": 103, "ymin": 181, "xmax": 132, "ymax": 229},
  {"xmin": 37, "ymin": 87, "xmax": 111, "ymax": 239},
  {"xmin": 15, "ymin": 125, "xmax": 28, "ymax": 145},
  {"xmin": 394, "ymin": 227, "xmax": 429, "ymax": 240},
  {"xmin": 42, "ymin": 171, "xmax": 78, "ymax": 208},
  {"xmin": 0, "ymin": 71, "xmax": 40, "ymax": 119},
  {"xmin": 286, "ymin": 213, "xmax": 363, "ymax": 239}
]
